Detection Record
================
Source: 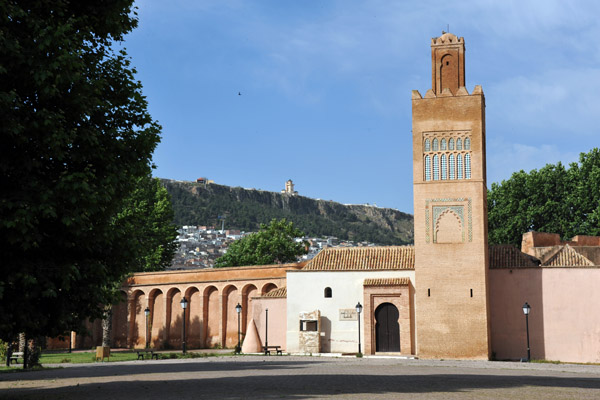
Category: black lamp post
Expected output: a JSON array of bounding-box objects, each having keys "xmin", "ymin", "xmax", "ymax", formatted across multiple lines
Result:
[
  {"xmin": 144, "ymin": 307, "xmax": 150, "ymax": 349},
  {"xmin": 180, "ymin": 297, "xmax": 188, "ymax": 354},
  {"xmin": 235, "ymin": 303, "xmax": 242, "ymax": 354},
  {"xmin": 522, "ymin": 302, "xmax": 531, "ymax": 362},
  {"xmin": 265, "ymin": 308, "xmax": 269, "ymax": 350},
  {"xmin": 356, "ymin": 302, "xmax": 363, "ymax": 355}
]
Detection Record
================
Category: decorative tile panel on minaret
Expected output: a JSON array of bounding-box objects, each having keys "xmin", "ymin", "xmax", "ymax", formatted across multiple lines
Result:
[{"xmin": 412, "ymin": 33, "xmax": 491, "ymax": 359}]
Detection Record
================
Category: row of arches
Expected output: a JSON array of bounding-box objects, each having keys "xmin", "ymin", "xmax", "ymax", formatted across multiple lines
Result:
[
  {"xmin": 424, "ymin": 153, "xmax": 471, "ymax": 181},
  {"xmin": 111, "ymin": 282, "xmax": 278, "ymax": 349},
  {"xmin": 424, "ymin": 137, "xmax": 470, "ymax": 152}
]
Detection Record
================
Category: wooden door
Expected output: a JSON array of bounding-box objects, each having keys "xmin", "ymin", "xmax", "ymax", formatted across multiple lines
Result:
[{"xmin": 375, "ymin": 303, "xmax": 400, "ymax": 352}]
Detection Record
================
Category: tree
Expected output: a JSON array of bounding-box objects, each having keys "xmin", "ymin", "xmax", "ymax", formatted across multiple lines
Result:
[
  {"xmin": 0, "ymin": 1, "xmax": 162, "ymax": 343},
  {"xmin": 102, "ymin": 175, "xmax": 179, "ymax": 346},
  {"xmin": 215, "ymin": 219, "xmax": 308, "ymax": 267},
  {"xmin": 488, "ymin": 148, "xmax": 600, "ymax": 246}
]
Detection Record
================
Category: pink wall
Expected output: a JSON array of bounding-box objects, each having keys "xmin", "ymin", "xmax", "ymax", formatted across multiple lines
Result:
[
  {"xmin": 249, "ymin": 297, "xmax": 287, "ymax": 351},
  {"xmin": 490, "ymin": 268, "xmax": 600, "ymax": 363}
]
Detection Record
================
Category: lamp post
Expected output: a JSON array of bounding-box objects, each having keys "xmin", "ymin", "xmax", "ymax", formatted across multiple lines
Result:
[
  {"xmin": 235, "ymin": 303, "xmax": 242, "ymax": 354},
  {"xmin": 265, "ymin": 308, "xmax": 269, "ymax": 350},
  {"xmin": 144, "ymin": 307, "xmax": 150, "ymax": 349},
  {"xmin": 180, "ymin": 297, "xmax": 188, "ymax": 354},
  {"xmin": 522, "ymin": 302, "xmax": 531, "ymax": 362},
  {"xmin": 356, "ymin": 302, "xmax": 363, "ymax": 355}
]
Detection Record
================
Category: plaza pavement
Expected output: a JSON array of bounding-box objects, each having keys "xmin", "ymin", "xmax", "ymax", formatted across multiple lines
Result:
[{"xmin": 1, "ymin": 355, "xmax": 599, "ymax": 399}]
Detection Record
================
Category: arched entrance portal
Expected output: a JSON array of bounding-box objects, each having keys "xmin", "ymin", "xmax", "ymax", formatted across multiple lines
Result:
[{"xmin": 375, "ymin": 303, "xmax": 400, "ymax": 352}]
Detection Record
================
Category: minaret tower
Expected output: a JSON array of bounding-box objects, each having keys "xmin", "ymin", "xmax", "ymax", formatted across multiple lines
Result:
[{"xmin": 412, "ymin": 32, "xmax": 490, "ymax": 359}]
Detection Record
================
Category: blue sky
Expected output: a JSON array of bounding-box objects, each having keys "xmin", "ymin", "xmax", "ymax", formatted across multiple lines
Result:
[{"xmin": 125, "ymin": 0, "xmax": 600, "ymax": 214}]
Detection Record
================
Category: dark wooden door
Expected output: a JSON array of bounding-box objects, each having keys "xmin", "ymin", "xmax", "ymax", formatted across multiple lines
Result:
[{"xmin": 375, "ymin": 303, "xmax": 400, "ymax": 352}]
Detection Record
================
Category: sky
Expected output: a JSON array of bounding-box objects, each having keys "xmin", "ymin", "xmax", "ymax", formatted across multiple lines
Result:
[{"xmin": 124, "ymin": 0, "xmax": 600, "ymax": 214}]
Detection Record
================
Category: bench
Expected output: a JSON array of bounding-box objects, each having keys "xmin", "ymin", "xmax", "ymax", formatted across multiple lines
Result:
[
  {"xmin": 263, "ymin": 346, "xmax": 282, "ymax": 355},
  {"xmin": 9, "ymin": 352, "xmax": 24, "ymax": 364},
  {"xmin": 136, "ymin": 350, "xmax": 159, "ymax": 360}
]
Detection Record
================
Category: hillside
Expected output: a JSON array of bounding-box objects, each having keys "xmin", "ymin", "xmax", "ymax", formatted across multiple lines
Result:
[{"xmin": 162, "ymin": 179, "xmax": 414, "ymax": 245}]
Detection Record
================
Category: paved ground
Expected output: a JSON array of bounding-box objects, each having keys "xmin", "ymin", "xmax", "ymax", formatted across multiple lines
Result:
[{"xmin": 1, "ymin": 355, "xmax": 600, "ymax": 399}]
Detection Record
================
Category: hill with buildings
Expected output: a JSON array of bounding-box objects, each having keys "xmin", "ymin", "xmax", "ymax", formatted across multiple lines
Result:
[{"xmin": 162, "ymin": 179, "xmax": 414, "ymax": 245}]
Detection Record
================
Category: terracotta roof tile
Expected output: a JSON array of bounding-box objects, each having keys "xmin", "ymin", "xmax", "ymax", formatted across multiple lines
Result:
[
  {"xmin": 542, "ymin": 244, "xmax": 594, "ymax": 267},
  {"xmin": 302, "ymin": 246, "xmax": 414, "ymax": 271},
  {"xmin": 262, "ymin": 287, "xmax": 287, "ymax": 298},
  {"xmin": 364, "ymin": 277, "xmax": 410, "ymax": 286},
  {"xmin": 489, "ymin": 245, "xmax": 540, "ymax": 268}
]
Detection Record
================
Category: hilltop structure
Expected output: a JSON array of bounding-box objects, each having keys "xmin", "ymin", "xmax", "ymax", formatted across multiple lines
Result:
[
  {"xmin": 52, "ymin": 33, "xmax": 600, "ymax": 363},
  {"xmin": 281, "ymin": 179, "xmax": 298, "ymax": 195}
]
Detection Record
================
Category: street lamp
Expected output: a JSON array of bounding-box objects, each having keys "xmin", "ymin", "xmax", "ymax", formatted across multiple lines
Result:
[
  {"xmin": 180, "ymin": 297, "xmax": 188, "ymax": 354},
  {"xmin": 265, "ymin": 308, "xmax": 269, "ymax": 350},
  {"xmin": 144, "ymin": 307, "xmax": 150, "ymax": 349},
  {"xmin": 235, "ymin": 303, "xmax": 242, "ymax": 354},
  {"xmin": 356, "ymin": 302, "xmax": 363, "ymax": 355},
  {"xmin": 522, "ymin": 302, "xmax": 531, "ymax": 362}
]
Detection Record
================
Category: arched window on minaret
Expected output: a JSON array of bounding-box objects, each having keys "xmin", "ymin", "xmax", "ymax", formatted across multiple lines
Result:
[
  {"xmin": 457, "ymin": 154, "xmax": 463, "ymax": 179},
  {"xmin": 441, "ymin": 155, "xmax": 447, "ymax": 180},
  {"xmin": 433, "ymin": 155, "xmax": 439, "ymax": 180},
  {"xmin": 456, "ymin": 138, "xmax": 462, "ymax": 150},
  {"xmin": 449, "ymin": 138, "xmax": 454, "ymax": 150},
  {"xmin": 465, "ymin": 138, "xmax": 471, "ymax": 150},
  {"xmin": 432, "ymin": 138, "xmax": 439, "ymax": 151},
  {"xmin": 465, "ymin": 153, "xmax": 471, "ymax": 179},
  {"xmin": 424, "ymin": 138, "xmax": 431, "ymax": 152},
  {"xmin": 449, "ymin": 154, "xmax": 455, "ymax": 180},
  {"xmin": 441, "ymin": 139, "xmax": 447, "ymax": 150},
  {"xmin": 425, "ymin": 155, "xmax": 431, "ymax": 181}
]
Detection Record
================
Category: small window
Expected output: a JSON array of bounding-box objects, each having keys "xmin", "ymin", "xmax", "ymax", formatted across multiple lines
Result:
[
  {"xmin": 432, "ymin": 138, "xmax": 439, "ymax": 151},
  {"xmin": 441, "ymin": 154, "xmax": 447, "ymax": 180},
  {"xmin": 440, "ymin": 139, "xmax": 447, "ymax": 150},
  {"xmin": 425, "ymin": 155, "xmax": 431, "ymax": 181},
  {"xmin": 457, "ymin": 154, "xmax": 463, "ymax": 179},
  {"xmin": 465, "ymin": 153, "xmax": 471, "ymax": 179},
  {"xmin": 300, "ymin": 320, "xmax": 318, "ymax": 331},
  {"xmin": 449, "ymin": 154, "xmax": 455, "ymax": 180},
  {"xmin": 433, "ymin": 155, "xmax": 439, "ymax": 180},
  {"xmin": 424, "ymin": 138, "xmax": 430, "ymax": 152},
  {"xmin": 456, "ymin": 138, "xmax": 462, "ymax": 151},
  {"xmin": 448, "ymin": 138, "xmax": 454, "ymax": 150},
  {"xmin": 324, "ymin": 287, "xmax": 332, "ymax": 298},
  {"xmin": 465, "ymin": 138, "xmax": 471, "ymax": 150}
]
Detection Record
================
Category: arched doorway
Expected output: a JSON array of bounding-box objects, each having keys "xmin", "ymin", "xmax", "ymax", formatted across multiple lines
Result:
[{"xmin": 375, "ymin": 303, "xmax": 400, "ymax": 352}]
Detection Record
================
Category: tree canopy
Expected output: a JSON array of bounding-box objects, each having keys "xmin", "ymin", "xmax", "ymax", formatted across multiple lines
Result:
[
  {"xmin": 0, "ymin": 1, "xmax": 165, "ymax": 341},
  {"xmin": 488, "ymin": 148, "xmax": 600, "ymax": 246},
  {"xmin": 215, "ymin": 219, "xmax": 308, "ymax": 267}
]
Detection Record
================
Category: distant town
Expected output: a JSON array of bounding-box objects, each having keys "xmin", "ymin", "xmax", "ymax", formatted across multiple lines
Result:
[{"xmin": 169, "ymin": 225, "xmax": 379, "ymax": 270}]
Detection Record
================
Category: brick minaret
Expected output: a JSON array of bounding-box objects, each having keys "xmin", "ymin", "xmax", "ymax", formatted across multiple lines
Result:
[{"xmin": 412, "ymin": 32, "xmax": 490, "ymax": 359}]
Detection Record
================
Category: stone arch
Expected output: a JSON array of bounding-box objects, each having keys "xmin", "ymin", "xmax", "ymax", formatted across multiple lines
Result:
[
  {"xmin": 375, "ymin": 302, "xmax": 400, "ymax": 352},
  {"xmin": 435, "ymin": 209, "xmax": 463, "ymax": 243},
  {"xmin": 223, "ymin": 284, "xmax": 240, "ymax": 348},
  {"xmin": 148, "ymin": 288, "xmax": 165, "ymax": 348},
  {"xmin": 166, "ymin": 287, "xmax": 183, "ymax": 348},
  {"xmin": 129, "ymin": 289, "xmax": 146, "ymax": 348},
  {"xmin": 203, "ymin": 285, "xmax": 220, "ymax": 348},
  {"xmin": 111, "ymin": 290, "xmax": 128, "ymax": 348},
  {"xmin": 261, "ymin": 282, "xmax": 278, "ymax": 295},
  {"xmin": 242, "ymin": 284, "xmax": 258, "ymax": 336},
  {"xmin": 185, "ymin": 287, "xmax": 202, "ymax": 348}
]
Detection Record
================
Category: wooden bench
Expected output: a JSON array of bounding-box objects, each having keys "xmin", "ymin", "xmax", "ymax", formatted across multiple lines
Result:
[
  {"xmin": 136, "ymin": 350, "xmax": 159, "ymax": 360},
  {"xmin": 263, "ymin": 346, "xmax": 282, "ymax": 355},
  {"xmin": 9, "ymin": 352, "xmax": 24, "ymax": 364}
]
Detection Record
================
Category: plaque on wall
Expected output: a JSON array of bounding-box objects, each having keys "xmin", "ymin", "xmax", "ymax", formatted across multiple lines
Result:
[{"xmin": 339, "ymin": 309, "xmax": 358, "ymax": 321}]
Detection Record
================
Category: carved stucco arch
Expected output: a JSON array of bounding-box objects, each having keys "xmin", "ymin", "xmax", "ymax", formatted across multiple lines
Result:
[{"xmin": 434, "ymin": 208, "xmax": 464, "ymax": 243}]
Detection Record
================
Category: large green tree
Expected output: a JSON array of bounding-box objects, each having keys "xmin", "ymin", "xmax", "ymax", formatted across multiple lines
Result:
[
  {"xmin": 0, "ymin": 1, "xmax": 162, "ymax": 341},
  {"xmin": 488, "ymin": 148, "xmax": 600, "ymax": 246},
  {"xmin": 215, "ymin": 219, "xmax": 308, "ymax": 267}
]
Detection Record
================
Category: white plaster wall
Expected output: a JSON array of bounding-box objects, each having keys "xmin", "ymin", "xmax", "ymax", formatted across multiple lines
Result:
[{"xmin": 286, "ymin": 270, "xmax": 414, "ymax": 354}]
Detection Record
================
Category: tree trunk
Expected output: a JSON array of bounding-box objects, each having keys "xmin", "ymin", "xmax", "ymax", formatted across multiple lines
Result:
[
  {"xmin": 18, "ymin": 333, "xmax": 25, "ymax": 353},
  {"xmin": 102, "ymin": 306, "xmax": 113, "ymax": 347}
]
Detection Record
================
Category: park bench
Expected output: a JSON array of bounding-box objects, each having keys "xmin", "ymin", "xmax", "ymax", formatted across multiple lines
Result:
[
  {"xmin": 9, "ymin": 352, "xmax": 24, "ymax": 364},
  {"xmin": 263, "ymin": 345, "xmax": 282, "ymax": 355},
  {"xmin": 136, "ymin": 349, "xmax": 159, "ymax": 360}
]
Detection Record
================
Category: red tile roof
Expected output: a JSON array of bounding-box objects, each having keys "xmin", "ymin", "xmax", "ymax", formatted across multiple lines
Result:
[
  {"xmin": 302, "ymin": 246, "xmax": 415, "ymax": 271},
  {"xmin": 542, "ymin": 244, "xmax": 595, "ymax": 267},
  {"xmin": 364, "ymin": 277, "xmax": 410, "ymax": 286},
  {"xmin": 489, "ymin": 245, "xmax": 540, "ymax": 268},
  {"xmin": 262, "ymin": 287, "xmax": 287, "ymax": 298}
]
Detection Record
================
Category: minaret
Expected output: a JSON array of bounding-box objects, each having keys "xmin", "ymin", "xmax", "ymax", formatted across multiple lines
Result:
[{"xmin": 412, "ymin": 32, "xmax": 490, "ymax": 359}]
